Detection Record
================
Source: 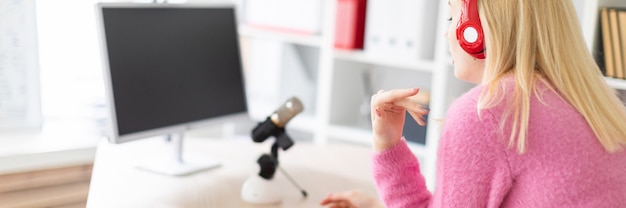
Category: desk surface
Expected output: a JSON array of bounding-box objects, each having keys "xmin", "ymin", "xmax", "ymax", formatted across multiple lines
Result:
[{"xmin": 86, "ymin": 137, "xmax": 378, "ymax": 208}]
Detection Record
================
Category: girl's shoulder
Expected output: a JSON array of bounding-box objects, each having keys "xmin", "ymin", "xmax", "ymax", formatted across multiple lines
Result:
[
  {"xmin": 444, "ymin": 84, "xmax": 495, "ymax": 132},
  {"xmin": 443, "ymin": 77, "xmax": 520, "ymax": 135},
  {"xmin": 449, "ymin": 76, "xmax": 520, "ymax": 118}
]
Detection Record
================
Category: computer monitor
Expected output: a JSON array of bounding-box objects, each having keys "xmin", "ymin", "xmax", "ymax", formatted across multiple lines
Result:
[{"xmin": 96, "ymin": 2, "xmax": 247, "ymax": 175}]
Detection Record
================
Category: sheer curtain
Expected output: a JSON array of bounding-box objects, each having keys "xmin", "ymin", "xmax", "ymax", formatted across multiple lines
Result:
[
  {"xmin": 37, "ymin": 0, "xmax": 108, "ymax": 123},
  {"xmin": 0, "ymin": 0, "xmax": 41, "ymax": 129}
]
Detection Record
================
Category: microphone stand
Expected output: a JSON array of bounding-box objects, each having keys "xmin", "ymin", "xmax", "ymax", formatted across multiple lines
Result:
[{"xmin": 241, "ymin": 127, "xmax": 307, "ymax": 204}]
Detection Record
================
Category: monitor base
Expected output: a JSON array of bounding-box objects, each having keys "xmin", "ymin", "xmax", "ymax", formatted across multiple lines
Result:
[
  {"xmin": 134, "ymin": 133, "xmax": 221, "ymax": 176},
  {"xmin": 136, "ymin": 156, "xmax": 221, "ymax": 176}
]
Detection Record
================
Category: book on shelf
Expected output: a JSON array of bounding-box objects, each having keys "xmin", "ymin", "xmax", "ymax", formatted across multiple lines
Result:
[
  {"xmin": 601, "ymin": 8, "xmax": 615, "ymax": 78},
  {"xmin": 334, "ymin": 0, "xmax": 368, "ymax": 50},
  {"xmin": 609, "ymin": 9, "xmax": 624, "ymax": 79},
  {"xmin": 599, "ymin": 7, "xmax": 626, "ymax": 80},
  {"xmin": 363, "ymin": 0, "xmax": 438, "ymax": 60},
  {"xmin": 619, "ymin": 10, "xmax": 626, "ymax": 80}
]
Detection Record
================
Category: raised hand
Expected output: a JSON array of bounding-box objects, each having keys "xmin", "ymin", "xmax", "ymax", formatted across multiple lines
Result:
[{"xmin": 370, "ymin": 88, "xmax": 429, "ymax": 152}]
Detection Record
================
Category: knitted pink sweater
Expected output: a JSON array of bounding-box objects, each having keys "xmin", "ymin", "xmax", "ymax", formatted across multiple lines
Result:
[{"xmin": 372, "ymin": 78, "xmax": 626, "ymax": 207}]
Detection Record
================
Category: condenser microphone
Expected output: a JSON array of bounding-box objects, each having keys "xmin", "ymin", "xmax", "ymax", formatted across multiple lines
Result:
[
  {"xmin": 243, "ymin": 98, "xmax": 307, "ymax": 203},
  {"xmin": 251, "ymin": 97, "xmax": 304, "ymax": 149}
]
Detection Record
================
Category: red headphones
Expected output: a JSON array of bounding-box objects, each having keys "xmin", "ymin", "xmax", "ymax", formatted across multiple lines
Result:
[{"xmin": 456, "ymin": 0, "xmax": 485, "ymax": 59}]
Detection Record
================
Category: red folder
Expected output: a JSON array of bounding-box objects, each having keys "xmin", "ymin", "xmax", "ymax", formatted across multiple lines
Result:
[{"xmin": 334, "ymin": 0, "xmax": 367, "ymax": 50}]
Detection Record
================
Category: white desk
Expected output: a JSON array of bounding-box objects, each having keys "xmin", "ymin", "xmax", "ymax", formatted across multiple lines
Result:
[{"xmin": 86, "ymin": 137, "xmax": 378, "ymax": 208}]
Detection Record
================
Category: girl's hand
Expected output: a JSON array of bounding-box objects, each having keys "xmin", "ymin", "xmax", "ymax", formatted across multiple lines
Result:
[
  {"xmin": 320, "ymin": 190, "xmax": 383, "ymax": 208},
  {"xmin": 370, "ymin": 88, "xmax": 429, "ymax": 152}
]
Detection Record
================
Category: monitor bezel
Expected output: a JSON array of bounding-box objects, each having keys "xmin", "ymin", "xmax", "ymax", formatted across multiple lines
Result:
[{"xmin": 96, "ymin": 2, "xmax": 248, "ymax": 144}]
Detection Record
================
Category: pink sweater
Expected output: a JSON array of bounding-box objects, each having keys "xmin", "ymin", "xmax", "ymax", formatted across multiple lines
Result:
[{"xmin": 372, "ymin": 78, "xmax": 626, "ymax": 207}]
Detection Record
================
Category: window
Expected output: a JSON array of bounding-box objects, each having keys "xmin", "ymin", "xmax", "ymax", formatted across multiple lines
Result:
[{"xmin": 37, "ymin": 0, "xmax": 117, "ymax": 123}]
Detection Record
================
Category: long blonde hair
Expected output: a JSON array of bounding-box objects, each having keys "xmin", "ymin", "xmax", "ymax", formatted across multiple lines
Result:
[{"xmin": 476, "ymin": 0, "xmax": 626, "ymax": 153}]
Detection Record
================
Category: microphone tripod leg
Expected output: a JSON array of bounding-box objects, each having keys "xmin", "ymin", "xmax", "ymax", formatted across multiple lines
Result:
[{"xmin": 277, "ymin": 165, "xmax": 308, "ymax": 198}]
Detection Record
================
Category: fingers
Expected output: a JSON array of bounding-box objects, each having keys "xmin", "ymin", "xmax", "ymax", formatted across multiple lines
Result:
[
  {"xmin": 371, "ymin": 88, "xmax": 419, "ymax": 119},
  {"xmin": 372, "ymin": 88, "xmax": 419, "ymax": 105},
  {"xmin": 320, "ymin": 193, "xmax": 349, "ymax": 204},
  {"xmin": 408, "ymin": 109, "xmax": 428, "ymax": 126},
  {"xmin": 370, "ymin": 88, "xmax": 428, "ymax": 120},
  {"xmin": 394, "ymin": 97, "xmax": 429, "ymax": 114},
  {"xmin": 323, "ymin": 201, "xmax": 355, "ymax": 208},
  {"xmin": 393, "ymin": 97, "xmax": 429, "ymax": 126},
  {"xmin": 320, "ymin": 192, "xmax": 358, "ymax": 208},
  {"xmin": 320, "ymin": 194, "xmax": 333, "ymax": 205}
]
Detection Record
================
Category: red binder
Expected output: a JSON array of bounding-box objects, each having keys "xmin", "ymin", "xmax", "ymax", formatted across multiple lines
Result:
[{"xmin": 334, "ymin": 0, "xmax": 367, "ymax": 50}]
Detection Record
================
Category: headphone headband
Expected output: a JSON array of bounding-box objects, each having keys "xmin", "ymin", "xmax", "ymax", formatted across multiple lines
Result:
[{"xmin": 456, "ymin": 0, "xmax": 485, "ymax": 59}]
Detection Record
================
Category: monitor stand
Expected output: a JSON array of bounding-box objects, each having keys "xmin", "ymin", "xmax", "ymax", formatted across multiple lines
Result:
[{"xmin": 135, "ymin": 132, "xmax": 221, "ymax": 176}]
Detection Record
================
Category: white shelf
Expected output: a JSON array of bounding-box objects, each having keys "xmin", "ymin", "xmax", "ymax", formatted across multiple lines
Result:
[
  {"xmin": 238, "ymin": 25, "xmax": 322, "ymax": 47},
  {"xmin": 605, "ymin": 77, "xmax": 626, "ymax": 90},
  {"xmin": 333, "ymin": 49, "xmax": 436, "ymax": 72}
]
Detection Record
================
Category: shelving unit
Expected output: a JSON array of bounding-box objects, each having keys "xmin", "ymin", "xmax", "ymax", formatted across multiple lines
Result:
[
  {"xmin": 236, "ymin": 0, "xmax": 463, "ymax": 189},
  {"xmin": 580, "ymin": 0, "xmax": 626, "ymax": 88},
  {"xmin": 333, "ymin": 50, "xmax": 437, "ymax": 73},
  {"xmin": 238, "ymin": 25, "xmax": 322, "ymax": 47},
  {"xmin": 236, "ymin": 0, "xmax": 626, "ymax": 189},
  {"xmin": 605, "ymin": 77, "xmax": 626, "ymax": 90}
]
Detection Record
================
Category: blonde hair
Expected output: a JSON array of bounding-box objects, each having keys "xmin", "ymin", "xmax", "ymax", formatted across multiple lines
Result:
[{"xmin": 475, "ymin": 0, "xmax": 626, "ymax": 153}]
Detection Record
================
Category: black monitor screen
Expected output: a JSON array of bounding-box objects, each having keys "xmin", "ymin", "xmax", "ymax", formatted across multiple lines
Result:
[{"xmin": 102, "ymin": 6, "xmax": 247, "ymax": 136}]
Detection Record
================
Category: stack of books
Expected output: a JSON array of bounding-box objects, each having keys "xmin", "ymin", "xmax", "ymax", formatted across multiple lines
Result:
[
  {"xmin": 362, "ymin": 0, "xmax": 438, "ymax": 60},
  {"xmin": 600, "ymin": 7, "xmax": 626, "ymax": 80}
]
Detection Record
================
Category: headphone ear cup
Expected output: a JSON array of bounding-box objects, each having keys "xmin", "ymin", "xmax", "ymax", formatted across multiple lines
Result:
[
  {"xmin": 457, "ymin": 22, "xmax": 484, "ymax": 55},
  {"xmin": 462, "ymin": 26, "xmax": 479, "ymax": 43},
  {"xmin": 456, "ymin": 0, "xmax": 485, "ymax": 59}
]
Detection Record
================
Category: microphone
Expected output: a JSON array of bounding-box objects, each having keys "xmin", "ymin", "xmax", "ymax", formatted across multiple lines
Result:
[
  {"xmin": 241, "ymin": 97, "xmax": 307, "ymax": 204},
  {"xmin": 269, "ymin": 97, "xmax": 304, "ymax": 128},
  {"xmin": 252, "ymin": 97, "xmax": 304, "ymax": 150}
]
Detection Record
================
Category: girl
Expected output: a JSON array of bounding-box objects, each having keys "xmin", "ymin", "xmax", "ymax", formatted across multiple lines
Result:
[{"xmin": 322, "ymin": 0, "xmax": 626, "ymax": 207}]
